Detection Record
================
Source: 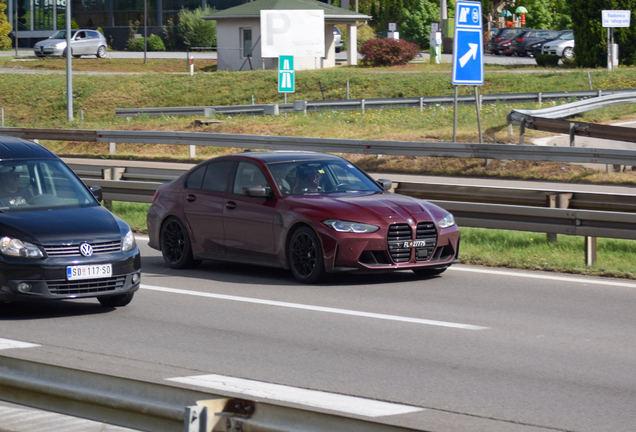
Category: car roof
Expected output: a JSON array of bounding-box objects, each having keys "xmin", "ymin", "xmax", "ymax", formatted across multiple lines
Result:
[
  {"xmin": 220, "ymin": 150, "xmax": 345, "ymax": 164},
  {"xmin": 0, "ymin": 135, "xmax": 60, "ymax": 160}
]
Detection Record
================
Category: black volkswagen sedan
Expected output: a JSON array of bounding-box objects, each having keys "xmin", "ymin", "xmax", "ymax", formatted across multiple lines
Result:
[{"xmin": 0, "ymin": 136, "xmax": 140, "ymax": 308}]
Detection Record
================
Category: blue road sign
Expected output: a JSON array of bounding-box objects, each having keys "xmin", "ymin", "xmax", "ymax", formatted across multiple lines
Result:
[{"xmin": 452, "ymin": 1, "xmax": 484, "ymax": 85}]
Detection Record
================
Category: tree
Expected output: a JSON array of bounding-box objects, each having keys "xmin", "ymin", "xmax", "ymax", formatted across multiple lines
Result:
[
  {"xmin": 0, "ymin": 0, "xmax": 12, "ymax": 50},
  {"xmin": 178, "ymin": 7, "xmax": 217, "ymax": 49},
  {"xmin": 516, "ymin": 0, "xmax": 571, "ymax": 30},
  {"xmin": 367, "ymin": 0, "xmax": 443, "ymax": 47}
]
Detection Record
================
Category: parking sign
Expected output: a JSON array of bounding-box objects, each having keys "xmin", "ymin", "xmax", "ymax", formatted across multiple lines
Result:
[{"xmin": 452, "ymin": 1, "xmax": 484, "ymax": 85}]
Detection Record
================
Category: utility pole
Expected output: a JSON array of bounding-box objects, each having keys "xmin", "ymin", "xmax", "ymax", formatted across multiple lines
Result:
[{"xmin": 66, "ymin": 0, "xmax": 73, "ymax": 122}]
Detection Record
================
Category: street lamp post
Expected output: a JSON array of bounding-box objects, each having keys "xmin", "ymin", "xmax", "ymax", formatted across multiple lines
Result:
[{"xmin": 66, "ymin": 0, "xmax": 73, "ymax": 121}]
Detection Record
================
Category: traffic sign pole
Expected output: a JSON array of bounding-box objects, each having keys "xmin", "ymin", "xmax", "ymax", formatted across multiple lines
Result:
[{"xmin": 451, "ymin": 1, "xmax": 484, "ymax": 143}]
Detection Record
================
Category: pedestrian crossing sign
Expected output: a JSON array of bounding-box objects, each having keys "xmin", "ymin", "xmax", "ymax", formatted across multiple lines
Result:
[{"xmin": 278, "ymin": 55, "xmax": 295, "ymax": 93}]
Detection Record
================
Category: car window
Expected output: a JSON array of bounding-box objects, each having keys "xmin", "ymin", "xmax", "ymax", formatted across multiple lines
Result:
[
  {"xmin": 185, "ymin": 166, "xmax": 205, "ymax": 189},
  {"xmin": 202, "ymin": 161, "xmax": 234, "ymax": 192},
  {"xmin": 267, "ymin": 160, "xmax": 382, "ymax": 195},
  {"xmin": 0, "ymin": 160, "xmax": 97, "ymax": 211},
  {"xmin": 232, "ymin": 162, "xmax": 269, "ymax": 194}
]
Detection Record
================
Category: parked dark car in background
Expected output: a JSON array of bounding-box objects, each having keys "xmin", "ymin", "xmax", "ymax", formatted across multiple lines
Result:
[
  {"xmin": 147, "ymin": 151, "xmax": 460, "ymax": 284},
  {"xmin": 487, "ymin": 27, "xmax": 528, "ymax": 55},
  {"xmin": 0, "ymin": 136, "xmax": 140, "ymax": 309},
  {"xmin": 33, "ymin": 29, "xmax": 108, "ymax": 58},
  {"xmin": 511, "ymin": 29, "xmax": 561, "ymax": 57},
  {"xmin": 526, "ymin": 30, "xmax": 572, "ymax": 57}
]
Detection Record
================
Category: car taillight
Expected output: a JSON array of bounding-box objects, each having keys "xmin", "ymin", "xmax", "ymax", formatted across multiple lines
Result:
[
  {"xmin": 517, "ymin": 38, "xmax": 525, "ymax": 41},
  {"xmin": 152, "ymin": 192, "xmax": 159, "ymax": 202},
  {"xmin": 495, "ymin": 37, "xmax": 502, "ymax": 42}
]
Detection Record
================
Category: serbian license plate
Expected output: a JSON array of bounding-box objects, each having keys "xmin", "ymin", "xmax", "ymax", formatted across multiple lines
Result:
[{"xmin": 67, "ymin": 264, "xmax": 112, "ymax": 280}]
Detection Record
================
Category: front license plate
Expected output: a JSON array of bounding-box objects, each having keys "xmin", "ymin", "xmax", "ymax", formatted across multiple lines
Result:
[{"xmin": 67, "ymin": 264, "xmax": 112, "ymax": 280}]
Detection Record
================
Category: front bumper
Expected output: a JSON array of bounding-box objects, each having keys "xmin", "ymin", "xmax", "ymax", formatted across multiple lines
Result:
[{"xmin": 0, "ymin": 251, "xmax": 141, "ymax": 302}]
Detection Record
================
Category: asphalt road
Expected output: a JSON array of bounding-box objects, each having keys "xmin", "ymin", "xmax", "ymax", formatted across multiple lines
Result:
[{"xmin": 2, "ymin": 238, "xmax": 636, "ymax": 432}]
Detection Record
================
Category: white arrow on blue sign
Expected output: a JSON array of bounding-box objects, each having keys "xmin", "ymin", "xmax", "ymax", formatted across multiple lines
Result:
[{"xmin": 452, "ymin": 1, "xmax": 484, "ymax": 86}]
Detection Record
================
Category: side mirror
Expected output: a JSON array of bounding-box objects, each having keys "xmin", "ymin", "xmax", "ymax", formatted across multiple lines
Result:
[
  {"xmin": 243, "ymin": 186, "xmax": 272, "ymax": 198},
  {"xmin": 376, "ymin": 179, "xmax": 393, "ymax": 191},
  {"xmin": 89, "ymin": 185, "xmax": 103, "ymax": 202}
]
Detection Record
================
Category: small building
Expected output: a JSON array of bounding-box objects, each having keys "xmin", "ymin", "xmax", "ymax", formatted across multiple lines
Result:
[{"xmin": 205, "ymin": 0, "xmax": 371, "ymax": 71}]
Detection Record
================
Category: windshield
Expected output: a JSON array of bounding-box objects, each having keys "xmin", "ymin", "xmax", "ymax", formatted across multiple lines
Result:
[
  {"xmin": 50, "ymin": 30, "xmax": 76, "ymax": 39},
  {"xmin": 557, "ymin": 32, "xmax": 574, "ymax": 40},
  {"xmin": 267, "ymin": 160, "xmax": 383, "ymax": 196},
  {"xmin": 0, "ymin": 160, "xmax": 98, "ymax": 212}
]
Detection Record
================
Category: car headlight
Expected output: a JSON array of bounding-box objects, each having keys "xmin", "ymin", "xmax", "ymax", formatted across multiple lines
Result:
[
  {"xmin": 323, "ymin": 220, "xmax": 380, "ymax": 233},
  {"xmin": 0, "ymin": 237, "xmax": 44, "ymax": 258},
  {"xmin": 438, "ymin": 213, "xmax": 455, "ymax": 229},
  {"xmin": 122, "ymin": 229, "xmax": 137, "ymax": 252}
]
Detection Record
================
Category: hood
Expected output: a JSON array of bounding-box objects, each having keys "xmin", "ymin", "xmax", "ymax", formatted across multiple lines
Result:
[
  {"xmin": 287, "ymin": 192, "xmax": 437, "ymax": 224},
  {"xmin": 34, "ymin": 39, "xmax": 67, "ymax": 48},
  {"xmin": 0, "ymin": 206, "xmax": 123, "ymax": 245}
]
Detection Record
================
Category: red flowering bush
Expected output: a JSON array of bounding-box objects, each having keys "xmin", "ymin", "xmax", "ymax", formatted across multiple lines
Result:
[{"xmin": 359, "ymin": 38, "xmax": 421, "ymax": 67}]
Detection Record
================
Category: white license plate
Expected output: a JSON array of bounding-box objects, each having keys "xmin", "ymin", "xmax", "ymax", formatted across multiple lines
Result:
[{"xmin": 66, "ymin": 264, "xmax": 112, "ymax": 280}]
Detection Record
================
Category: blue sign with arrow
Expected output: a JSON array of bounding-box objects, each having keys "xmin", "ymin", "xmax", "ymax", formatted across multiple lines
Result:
[{"xmin": 452, "ymin": 1, "xmax": 484, "ymax": 85}]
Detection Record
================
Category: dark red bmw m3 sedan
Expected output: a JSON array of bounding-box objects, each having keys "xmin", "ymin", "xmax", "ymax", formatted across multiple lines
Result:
[{"xmin": 147, "ymin": 151, "xmax": 460, "ymax": 283}]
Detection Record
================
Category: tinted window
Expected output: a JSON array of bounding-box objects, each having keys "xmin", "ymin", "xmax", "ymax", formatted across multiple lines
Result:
[
  {"xmin": 185, "ymin": 166, "xmax": 205, "ymax": 189},
  {"xmin": 202, "ymin": 161, "xmax": 234, "ymax": 192},
  {"xmin": 233, "ymin": 162, "xmax": 269, "ymax": 194}
]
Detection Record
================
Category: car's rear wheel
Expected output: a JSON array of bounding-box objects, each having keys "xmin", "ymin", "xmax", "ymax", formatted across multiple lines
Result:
[
  {"xmin": 289, "ymin": 226, "xmax": 325, "ymax": 284},
  {"xmin": 412, "ymin": 267, "xmax": 448, "ymax": 277},
  {"xmin": 161, "ymin": 217, "xmax": 201, "ymax": 269},
  {"xmin": 98, "ymin": 292, "xmax": 134, "ymax": 307},
  {"xmin": 562, "ymin": 47, "xmax": 574, "ymax": 59},
  {"xmin": 97, "ymin": 45, "xmax": 107, "ymax": 58}
]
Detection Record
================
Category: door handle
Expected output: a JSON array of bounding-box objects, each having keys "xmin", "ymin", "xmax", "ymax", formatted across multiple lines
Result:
[
  {"xmin": 225, "ymin": 201, "xmax": 237, "ymax": 209},
  {"xmin": 186, "ymin": 194, "xmax": 196, "ymax": 202}
]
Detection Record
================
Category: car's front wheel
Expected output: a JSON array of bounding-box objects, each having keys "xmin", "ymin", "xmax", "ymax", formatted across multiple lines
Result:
[
  {"xmin": 289, "ymin": 226, "xmax": 325, "ymax": 284},
  {"xmin": 98, "ymin": 292, "xmax": 134, "ymax": 307},
  {"xmin": 562, "ymin": 47, "xmax": 574, "ymax": 59},
  {"xmin": 97, "ymin": 45, "xmax": 107, "ymax": 58},
  {"xmin": 160, "ymin": 217, "xmax": 201, "ymax": 269}
]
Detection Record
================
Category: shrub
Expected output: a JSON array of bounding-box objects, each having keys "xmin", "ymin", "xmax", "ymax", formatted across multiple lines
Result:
[
  {"xmin": 178, "ymin": 7, "xmax": 217, "ymax": 48},
  {"xmin": 561, "ymin": 57, "xmax": 577, "ymax": 68},
  {"xmin": 360, "ymin": 38, "xmax": 420, "ymax": 66},
  {"xmin": 0, "ymin": 0, "xmax": 11, "ymax": 50},
  {"xmin": 535, "ymin": 54, "xmax": 560, "ymax": 67}
]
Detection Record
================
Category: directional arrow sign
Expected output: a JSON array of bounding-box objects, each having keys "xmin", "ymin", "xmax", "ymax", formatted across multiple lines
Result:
[{"xmin": 452, "ymin": 1, "xmax": 484, "ymax": 85}]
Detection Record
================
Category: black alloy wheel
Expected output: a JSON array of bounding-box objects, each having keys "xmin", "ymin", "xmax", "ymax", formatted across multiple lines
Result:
[
  {"xmin": 289, "ymin": 226, "xmax": 325, "ymax": 283},
  {"xmin": 160, "ymin": 217, "xmax": 201, "ymax": 269}
]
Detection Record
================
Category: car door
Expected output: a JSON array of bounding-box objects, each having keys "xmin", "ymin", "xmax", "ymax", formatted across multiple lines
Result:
[
  {"xmin": 85, "ymin": 31, "xmax": 101, "ymax": 55},
  {"xmin": 222, "ymin": 161, "xmax": 277, "ymax": 260},
  {"xmin": 71, "ymin": 31, "xmax": 89, "ymax": 55},
  {"xmin": 182, "ymin": 161, "xmax": 234, "ymax": 257}
]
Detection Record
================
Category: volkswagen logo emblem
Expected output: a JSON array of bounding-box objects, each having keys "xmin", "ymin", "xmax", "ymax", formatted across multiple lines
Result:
[{"xmin": 79, "ymin": 242, "xmax": 93, "ymax": 257}]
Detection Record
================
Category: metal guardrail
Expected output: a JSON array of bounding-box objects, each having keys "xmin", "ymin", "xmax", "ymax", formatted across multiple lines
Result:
[
  {"xmin": 2, "ymin": 127, "xmax": 636, "ymax": 166},
  {"xmin": 0, "ymin": 355, "xmax": 419, "ymax": 432},
  {"xmin": 508, "ymin": 92, "xmax": 636, "ymax": 146},
  {"xmin": 114, "ymin": 89, "xmax": 636, "ymax": 118}
]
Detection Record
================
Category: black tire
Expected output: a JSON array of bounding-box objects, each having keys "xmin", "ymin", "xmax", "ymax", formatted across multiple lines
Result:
[
  {"xmin": 412, "ymin": 267, "xmax": 448, "ymax": 277},
  {"xmin": 289, "ymin": 226, "xmax": 325, "ymax": 284},
  {"xmin": 160, "ymin": 217, "xmax": 201, "ymax": 269},
  {"xmin": 562, "ymin": 47, "xmax": 574, "ymax": 59},
  {"xmin": 98, "ymin": 292, "xmax": 134, "ymax": 307},
  {"xmin": 73, "ymin": 55, "xmax": 81, "ymax": 59},
  {"xmin": 97, "ymin": 45, "xmax": 107, "ymax": 58}
]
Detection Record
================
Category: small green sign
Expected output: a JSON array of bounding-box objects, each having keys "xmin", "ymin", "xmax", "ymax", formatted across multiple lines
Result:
[{"xmin": 278, "ymin": 55, "xmax": 295, "ymax": 93}]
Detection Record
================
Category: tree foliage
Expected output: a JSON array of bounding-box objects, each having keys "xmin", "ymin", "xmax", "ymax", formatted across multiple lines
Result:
[
  {"xmin": 569, "ymin": 0, "xmax": 636, "ymax": 67},
  {"xmin": 0, "ymin": 0, "xmax": 12, "ymax": 50},
  {"xmin": 178, "ymin": 7, "xmax": 217, "ymax": 48}
]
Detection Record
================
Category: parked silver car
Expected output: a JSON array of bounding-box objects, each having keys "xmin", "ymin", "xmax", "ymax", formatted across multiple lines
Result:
[
  {"xmin": 33, "ymin": 30, "xmax": 108, "ymax": 59},
  {"xmin": 541, "ymin": 31, "xmax": 575, "ymax": 58},
  {"xmin": 334, "ymin": 27, "xmax": 343, "ymax": 53}
]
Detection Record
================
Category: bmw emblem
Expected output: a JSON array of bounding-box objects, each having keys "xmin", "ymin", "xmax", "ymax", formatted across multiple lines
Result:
[
  {"xmin": 407, "ymin": 218, "xmax": 414, "ymax": 224},
  {"xmin": 80, "ymin": 242, "xmax": 93, "ymax": 257}
]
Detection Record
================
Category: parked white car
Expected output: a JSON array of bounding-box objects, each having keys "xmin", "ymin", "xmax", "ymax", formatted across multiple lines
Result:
[{"xmin": 541, "ymin": 31, "xmax": 575, "ymax": 58}]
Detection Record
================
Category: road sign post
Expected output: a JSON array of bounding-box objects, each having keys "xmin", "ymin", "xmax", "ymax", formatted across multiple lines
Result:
[
  {"xmin": 451, "ymin": 1, "xmax": 484, "ymax": 144},
  {"xmin": 602, "ymin": 10, "xmax": 631, "ymax": 72}
]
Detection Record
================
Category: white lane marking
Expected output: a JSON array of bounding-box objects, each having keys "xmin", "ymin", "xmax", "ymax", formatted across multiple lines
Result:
[
  {"xmin": 167, "ymin": 374, "xmax": 423, "ymax": 417},
  {"xmin": 450, "ymin": 266, "xmax": 636, "ymax": 289},
  {"xmin": 0, "ymin": 338, "xmax": 40, "ymax": 350},
  {"xmin": 140, "ymin": 284, "xmax": 487, "ymax": 330}
]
